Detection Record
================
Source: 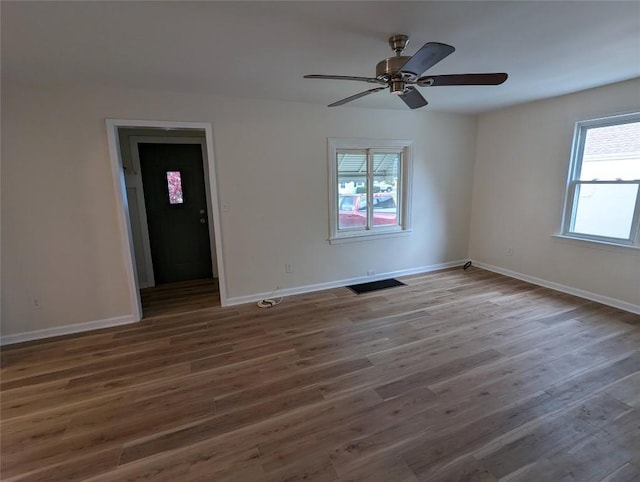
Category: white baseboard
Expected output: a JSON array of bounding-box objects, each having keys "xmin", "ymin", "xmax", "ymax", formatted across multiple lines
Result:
[
  {"xmin": 473, "ymin": 261, "xmax": 640, "ymax": 315},
  {"xmin": 0, "ymin": 315, "xmax": 139, "ymax": 346},
  {"xmin": 225, "ymin": 260, "xmax": 467, "ymax": 306},
  {"xmin": 6, "ymin": 259, "xmax": 632, "ymax": 344},
  {"xmin": 0, "ymin": 262, "xmax": 464, "ymax": 345}
]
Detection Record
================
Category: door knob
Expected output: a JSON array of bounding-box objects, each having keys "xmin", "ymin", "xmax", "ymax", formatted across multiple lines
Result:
[{"xmin": 200, "ymin": 218, "xmax": 206, "ymax": 224}]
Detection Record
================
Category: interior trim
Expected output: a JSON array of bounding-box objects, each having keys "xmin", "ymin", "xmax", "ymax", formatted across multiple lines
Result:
[
  {"xmin": 473, "ymin": 261, "xmax": 640, "ymax": 315},
  {"xmin": 226, "ymin": 259, "xmax": 466, "ymax": 306},
  {"xmin": 0, "ymin": 315, "xmax": 138, "ymax": 346}
]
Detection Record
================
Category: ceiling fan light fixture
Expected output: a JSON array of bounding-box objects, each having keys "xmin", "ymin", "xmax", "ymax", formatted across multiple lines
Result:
[{"xmin": 390, "ymin": 79, "xmax": 405, "ymax": 95}]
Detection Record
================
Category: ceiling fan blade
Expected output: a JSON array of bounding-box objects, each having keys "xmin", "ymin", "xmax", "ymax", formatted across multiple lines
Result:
[
  {"xmin": 400, "ymin": 42, "xmax": 455, "ymax": 76},
  {"xmin": 304, "ymin": 74, "xmax": 386, "ymax": 85},
  {"xmin": 328, "ymin": 87, "xmax": 386, "ymax": 107},
  {"xmin": 398, "ymin": 87, "xmax": 428, "ymax": 109},
  {"xmin": 417, "ymin": 73, "xmax": 508, "ymax": 86}
]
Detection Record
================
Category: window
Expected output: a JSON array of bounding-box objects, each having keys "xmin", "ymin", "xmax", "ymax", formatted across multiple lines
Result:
[
  {"xmin": 562, "ymin": 113, "xmax": 640, "ymax": 247},
  {"xmin": 328, "ymin": 138, "xmax": 412, "ymax": 242},
  {"xmin": 166, "ymin": 171, "xmax": 184, "ymax": 204}
]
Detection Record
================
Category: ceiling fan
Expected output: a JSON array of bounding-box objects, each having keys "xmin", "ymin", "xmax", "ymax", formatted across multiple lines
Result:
[{"xmin": 304, "ymin": 34, "xmax": 507, "ymax": 109}]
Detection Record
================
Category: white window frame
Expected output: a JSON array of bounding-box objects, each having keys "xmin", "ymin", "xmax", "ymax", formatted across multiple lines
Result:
[
  {"xmin": 328, "ymin": 138, "xmax": 412, "ymax": 244},
  {"xmin": 561, "ymin": 112, "xmax": 640, "ymax": 248}
]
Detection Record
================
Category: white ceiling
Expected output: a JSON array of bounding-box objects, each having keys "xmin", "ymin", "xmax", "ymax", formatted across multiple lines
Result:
[{"xmin": 2, "ymin": 1, "xmax": 639, "ymax": 114}]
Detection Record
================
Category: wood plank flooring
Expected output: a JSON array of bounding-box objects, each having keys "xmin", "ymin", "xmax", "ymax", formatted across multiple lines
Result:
[
  {"xmin": 1, "ymin": 267, "xmax": 639, "ymax": 481},
  {"xmin": 140, "ymin": 278, "xmax": 220, "ymax": 318}
]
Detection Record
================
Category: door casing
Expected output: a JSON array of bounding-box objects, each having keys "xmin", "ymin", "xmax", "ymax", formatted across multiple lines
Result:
[{"xmin": 106, "ymin": 119, "xmax": 227, "ymax": 321}]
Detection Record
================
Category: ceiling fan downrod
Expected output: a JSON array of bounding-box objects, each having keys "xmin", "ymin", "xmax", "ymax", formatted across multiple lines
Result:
[
  {"xmin": 376, "ymin": 35, "xmax": 414, "ymax": 90},
  {"xmin": 385, "ymin": 35, "xmax": 411, "ymax": 94}
]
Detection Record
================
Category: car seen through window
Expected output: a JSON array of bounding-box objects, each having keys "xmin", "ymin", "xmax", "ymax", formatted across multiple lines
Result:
[{"xmin": 338, "ymin": 193, "xmax": 397, "ymax": 229}]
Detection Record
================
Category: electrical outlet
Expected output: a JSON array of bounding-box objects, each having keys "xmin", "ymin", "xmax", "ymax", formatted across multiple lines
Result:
[
  {"xmin": 507, "ymin": 247, "xmax": 513, "ymax": 256},
  {"xmin": 285, "ymin": 263, "xmax": 293, "ymax": 274},
  {"xmin": 367, "ymin": 270, "xmax": 376, "ymax": 276},
  {"xmin": 31, "ymin": 297, "xmax": 41, "ymax": 310}
]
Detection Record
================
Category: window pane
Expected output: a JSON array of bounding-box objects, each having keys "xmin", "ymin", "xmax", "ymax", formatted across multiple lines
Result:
[
  {"xmin": 372, "ymin": 153, "xmax": 400, "ymax": 226},
  {"xmin": 337, "ymin": 150, "xmax": 367, "ymax": 229},
  {"xmin": 580, "ymin": 121, "xmax": 640, "ymax": 180},
  {"xmin": 572, "ymin": 183, "xmax": 638, "ymax": 239},
  {"xmin": 166, "ymin": 171, "xmax": 183, "ymax": 204},
  {"xmin": 337, "ymin": 150, "xmax": 367, "ymax": 194}
]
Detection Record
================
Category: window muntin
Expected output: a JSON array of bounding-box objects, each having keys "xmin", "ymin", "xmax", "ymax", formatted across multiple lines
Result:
[
  {"xmin": 562, "ymin": 113, "xmax": 640, "ymax": 246},
  {"xmin": 329, "ymin": 139, "xmax": 411, "ymax": 242}
]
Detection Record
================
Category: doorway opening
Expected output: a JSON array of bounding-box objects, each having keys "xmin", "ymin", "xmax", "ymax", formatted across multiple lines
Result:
[{"xmin": 106, "ymin": 120, "xmax": 227, "ymax": 322}]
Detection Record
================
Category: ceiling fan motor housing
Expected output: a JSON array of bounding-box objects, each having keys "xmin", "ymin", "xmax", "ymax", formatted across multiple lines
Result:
[
  {"xmin": 376, "ymin": 56, "xmax": 415, "ymax": 80},
  {"xmin": 376, "ymin": 56, "xmax": 416, "ymax": 94}
]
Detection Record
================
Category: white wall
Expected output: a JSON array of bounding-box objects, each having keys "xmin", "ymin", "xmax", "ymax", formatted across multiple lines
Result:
[
  {"xmin": 1, "ymin": 83, "xmax": 477, "ymax": 338},
  {"xmin": 469, "ymin": 78, "xmax": 640, "ymax": 310}
]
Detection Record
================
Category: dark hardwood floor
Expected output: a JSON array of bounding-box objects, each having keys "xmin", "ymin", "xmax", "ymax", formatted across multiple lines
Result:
[{"xmin": 1, "ymin": 268, "xmax": 639, "ymax": 481}]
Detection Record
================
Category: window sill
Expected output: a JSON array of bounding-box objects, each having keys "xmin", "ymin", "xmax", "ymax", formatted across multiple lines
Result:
[
  {"xmin": 552, "ymin": 234, "xmax": 640, "ymax": 253},
  {"xmin": 330, "ymin": 229, "xmax": 412, "ymax": 244}
]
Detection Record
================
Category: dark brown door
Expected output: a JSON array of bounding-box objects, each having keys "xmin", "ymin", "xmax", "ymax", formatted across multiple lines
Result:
[{"xmin": 139, "ymin": 143, "xmax": 213, "ymax": 284}]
